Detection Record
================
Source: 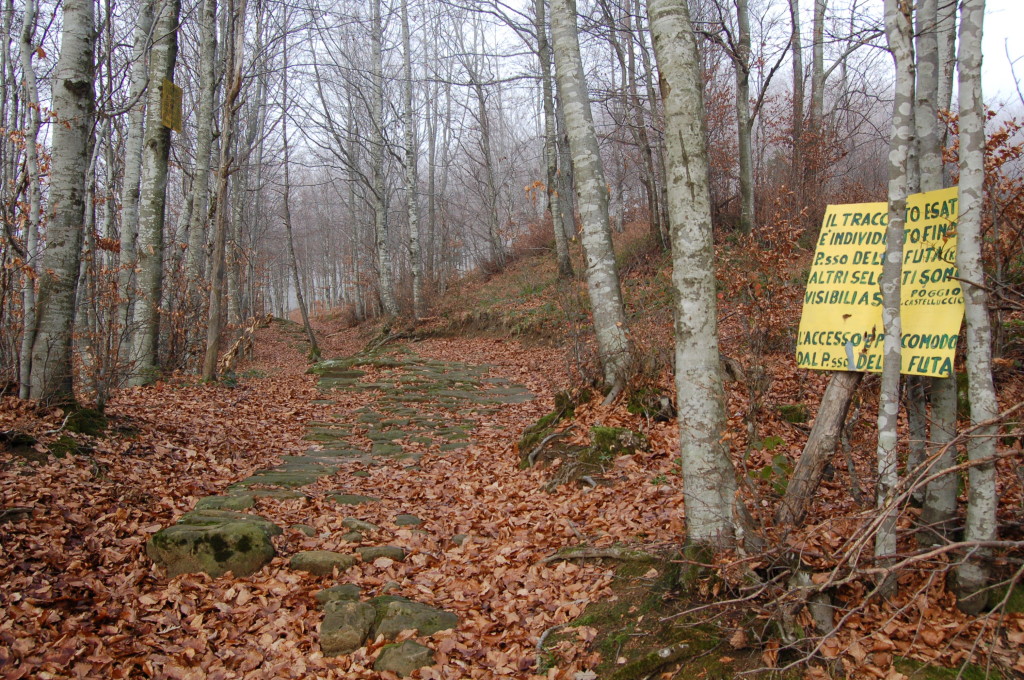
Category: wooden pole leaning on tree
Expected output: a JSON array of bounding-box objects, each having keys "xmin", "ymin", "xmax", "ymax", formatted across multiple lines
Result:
[{"xmin": 776, "ymin": 370, "xmax": 863, "ymax": 526}]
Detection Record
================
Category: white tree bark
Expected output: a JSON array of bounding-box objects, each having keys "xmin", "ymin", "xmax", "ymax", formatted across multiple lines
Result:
[
  {"xmin": 648, "ymin": 0, "xmax": 737, "ymax": 546},
  {"xmin": 874, "ymin": 0, "xmax": 915, "ymax": 595},
  {"xmin": 129, "ymin": 0, "xmax": 181, "ymax": 386},
  {"xmin": 550, "ymin": 0, "xmax": 630, "ymax": 388},
  {"xmin": 203, "ymin": 0, "xmax": 246, "ymax": 381},
  {"xmin": 28, "ymin": 0, "xmax": 95, "ymax": 402},
  {"xmin": 401, "ymin": 0, "xmax": 424, "ymax": 319},
  {"xmin": 17, "ymin": 0, "xmax": 42, "ymax": 398},
  {"xmin": 117, "ymin": 0, "xmax": 156, "ymax": 356},
  {"xmin": 186, "ymin": 0, "xmax": 218, "ymax": 282},
  {"xmin": 954, "ymin": 0, "xmax": 998, "ymax": 615},
  {"xmin": 371, "ymin": 0, "xmax": 398, "ymax": 317},
  {"xmin": 912, "ymin": 0, "xmax": 959, "ymax": 538},
  {"xmin": 536, "ymin": 0, "xmax": 573, "ymax": 279},
  {"xmin": 281, "ymin": 26, "xmax": 318, "ymax": 359},
  {"xmin": 734, "ymin": 0, "xmax": 754, "ymax": 233}
]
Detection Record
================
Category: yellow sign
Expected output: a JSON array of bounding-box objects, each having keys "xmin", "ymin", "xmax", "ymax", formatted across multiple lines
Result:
[
  {"xmin": 160, "ymin": 78, "xmax": 182, "ymax": 132},
  {"xmin": 796, "ymin": 186, "xmax": 964, "ymax": 378}
]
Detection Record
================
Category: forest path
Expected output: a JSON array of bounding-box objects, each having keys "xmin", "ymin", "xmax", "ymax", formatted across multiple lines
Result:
[
  {"xmin": 1, "ymin": 318, "xmax": 685, "ymax": 679},
  {"xmin": 142, "ymin": 325, "xmax": 672, "ymax": 677}
]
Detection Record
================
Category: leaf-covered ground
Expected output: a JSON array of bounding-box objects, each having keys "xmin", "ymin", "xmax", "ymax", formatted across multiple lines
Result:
[{"xmin": 2, "ymin": 230, "xmax": 1023, "ymax": 679}]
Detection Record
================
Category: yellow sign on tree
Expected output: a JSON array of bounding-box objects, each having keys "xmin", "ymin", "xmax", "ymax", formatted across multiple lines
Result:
[
  {"xmin": 160, "ymin": 78, "xmax": 183, "ymax": 132},
  {"xmin": 796, "ymin": 186, "xmax": 964, "ymax": 378}
]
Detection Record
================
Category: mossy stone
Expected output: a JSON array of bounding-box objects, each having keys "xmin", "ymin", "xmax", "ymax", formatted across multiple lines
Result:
[
  {"xmin": 320, "ymin": 600, "xmax": 377, "ymax": 656},
  {"xmin": 292, "ymin": 524, "xmax": 316, "ymax": 537},
  {"xmin": 147, "ymin": 511, "xmax": 280, "ymax": 577},
  {"xmin": 373, "ymin": 640, "xmax": 435, "ymax": 677},
  {"xmin": 195, "ymin": 494, "xmax": 255, "ymax": 511},
  {"xmin": 343, "ymin": 518, "xmax": 380, "ymax": 532},
  {"xmin": 371, "ymin": 442, "xmax": 404, "ymax": 456},
  {"xmin": 242, "ymin": 488, "xmax": 307, "ymax": 500},
  {"xmin": 65, "ymin": 408, "xmax": 107, "ymax": 436},
  {"xmin": 358, "ymin": 546, "xmax": 407, "ymax": 562},
  {"xmin": 394, "ymin": 514, "xmax": 422, "ymax": 527},
  {"xmin": 316, "ymin": 583, "xmax": 362, "ymax": 605},
  {"xmin": 370, "ymin": 595, "xmax": 459, "ymax": 638},
  {"xmin": 290, "ymin": 550, "xmax": 358, "ymax": 576},
  {"xmin": 777, "ymin": 403, "xmax": 809, "ymax": 424}
]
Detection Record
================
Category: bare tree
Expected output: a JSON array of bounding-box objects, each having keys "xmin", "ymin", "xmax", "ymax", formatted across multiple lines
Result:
[
  {"xmin": 17, "ymin": 0, "xmax": 43, "ymax": 398},
  {"xmin": 954, "ymin": 0, "xmax": 998, "ymax": 615},
  {"xmin": 130, "ymin": 0, "xmax": 182, "ymax": 385},
  {"xmin": 874, "ymin": 0, "xmax": 915, "ymax": 596},
  {"xmin": 28, "ymin": 0, "xmax": 95, "ymax": 402},
  {"xmin": 649, "ymin": 0, "xmax": 738, "ymax": 546},
  {"xmin": 203, "ymin": 0, "xmax": 247, "ymax": 381},
  {"xmin": 550, "ymin": 0, "xmax": 630, "ymax": 390}
]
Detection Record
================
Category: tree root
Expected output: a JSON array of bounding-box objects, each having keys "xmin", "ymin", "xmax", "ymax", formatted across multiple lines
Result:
[
  {"xmin": 608, "ymin": 641, "xmax": 693, "ymax": 680},
  {"xmin": 540, "ymin": 546, "xmax": 658, "ymax": 565}
]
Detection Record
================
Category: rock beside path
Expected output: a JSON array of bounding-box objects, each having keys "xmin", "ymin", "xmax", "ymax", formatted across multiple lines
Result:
[
  {"xmin": 320, "ymin": 601, "xmax": 377, "ymax": 656},
  {"xmin": 146, "ymin": 510, "xmax": 281, "ymax": 577},
  {"xmin": 290, "ymin": 550, "xmax": 358, "ymax": 576},
  {"xmin": 371, "ymin": 595, "xmax": 459, "ymax": 638},
  {"xmin": 358, "ymin": 545, "xmax": 407, "ymax": 562},
  {"xmin": 374, "ymin": 640, "xmax": 435, "ymax": 676},
  {"xmin": 316, "ymin": 584, "xmax": 362, "ymax": 605}
]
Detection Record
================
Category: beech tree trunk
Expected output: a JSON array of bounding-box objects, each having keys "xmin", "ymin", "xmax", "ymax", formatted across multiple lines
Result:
[
  {"xmin": 371, "ymin": 0, "xmax": 398, "ymax": 318},
  {"xmin": 648, "ymin": 0, "xmax": 737, "ymax": 546},
  {"xmin": 536, "ymin": 0, "xmax": 573, "ymax": 279},
  {"xmin": 550, "ymin": 0, "xmax": 631, "ymax": 389},
  {"xmin": 401, "ymin": 0, "xmax": 424, "ymax": 319},
  {"xmin": 187, "ymin": 0, "xmax": 218, "ymax": 282},
  {"xmin": 875, "ymin": 0, "xmax": 915, "ymax": 595},
  {"xmin": 28, "ymin": 0, "xmax": 95, "ymax": 402},
  {"xmin": 734, "ymin": 0, "xmax": 754, "ymax": 233},
  {"xmin": 130, "ymin": 0, "xmax": 182, "ymax": 386},
  {"xmin": 203, "ymin": 0, "xmax": 246, "ymax": 382},
  {"xmin": 789, "ymin": 0, "xmax": 804, "ymax": 196},
  {"xmin": 954, "ymin": 0, "xmax": 998, "ymax": 615},
  {"xmin": 913, "ymin": 0, "xmax": 959, "ymax": 538},
  {"xmin": 17, "ymin": 0, "xmax": 42, "ymax": 398},
  {"xmin": 117, "ymin": 0, "xmax": 156, "ymax": 358}
]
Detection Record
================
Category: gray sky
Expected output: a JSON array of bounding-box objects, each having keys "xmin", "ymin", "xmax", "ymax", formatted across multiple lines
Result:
[{"xmin": 983, "ymin": 0, "xmax": 1022, "ymax": 104}]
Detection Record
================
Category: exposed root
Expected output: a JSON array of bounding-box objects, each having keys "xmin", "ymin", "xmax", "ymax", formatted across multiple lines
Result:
[{"xmin": 540, "ymin": 546, "xmax": 658, "ymax": 565}]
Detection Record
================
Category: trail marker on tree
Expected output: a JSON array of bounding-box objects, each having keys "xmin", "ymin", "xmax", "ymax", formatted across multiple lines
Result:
[{"xmin": 160, "ymin": 78, "xmax": 182, "ymax": 132}]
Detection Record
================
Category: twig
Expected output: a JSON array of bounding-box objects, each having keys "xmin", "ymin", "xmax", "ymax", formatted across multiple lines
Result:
[{"xmin": 536, "ymin": 623, "xmax": 567, "ymax": 654}]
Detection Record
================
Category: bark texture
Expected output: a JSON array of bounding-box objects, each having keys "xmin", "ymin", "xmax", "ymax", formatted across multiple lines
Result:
[
  {"xmin": 371, "ymin": 0, "xmax": 398, "ymax": 317},
  {"xmin": 17, "ymin": 0, "xmax": 42, "ymax": 397},
  {"xmin": 117, "ymin": 0, "xmax": 156, "ymax": 346},
  {"xmin": 954, "ymin": 0, "xmax": 998, "ymax": 615},
  {"xmin": 186, "ymin": 0, "xmax": 218, "ymax": 282},
  {"xmin": 648, "ymin": 0, "xmax": 737, "ymax": 546},
  {"xmin": 28, "ymin": 0, "xmax": 95, "ymax": 402},
  {"xmin": 550, "ymin": 0, "xmax": 630, "ymax": 388},
  {"xmin": 875, "ymin": 0, "xmax": 915, "ymax": 594},
  {"xmin": 401, "ymin": 0, "xmax": 424, "ymax": 319},
  {"xmin": 130, "ymin": 0, "xmax": 182, "ymax": 385},
  {"xmin": 536, "ymin": 0, "xmax": 573, "ymax": 279}
]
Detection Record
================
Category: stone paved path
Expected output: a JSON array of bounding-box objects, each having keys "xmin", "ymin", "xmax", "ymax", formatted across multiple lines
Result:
[{"xmin": 147, "ymin": 343, "xmax": 536, "ymax": 674}]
